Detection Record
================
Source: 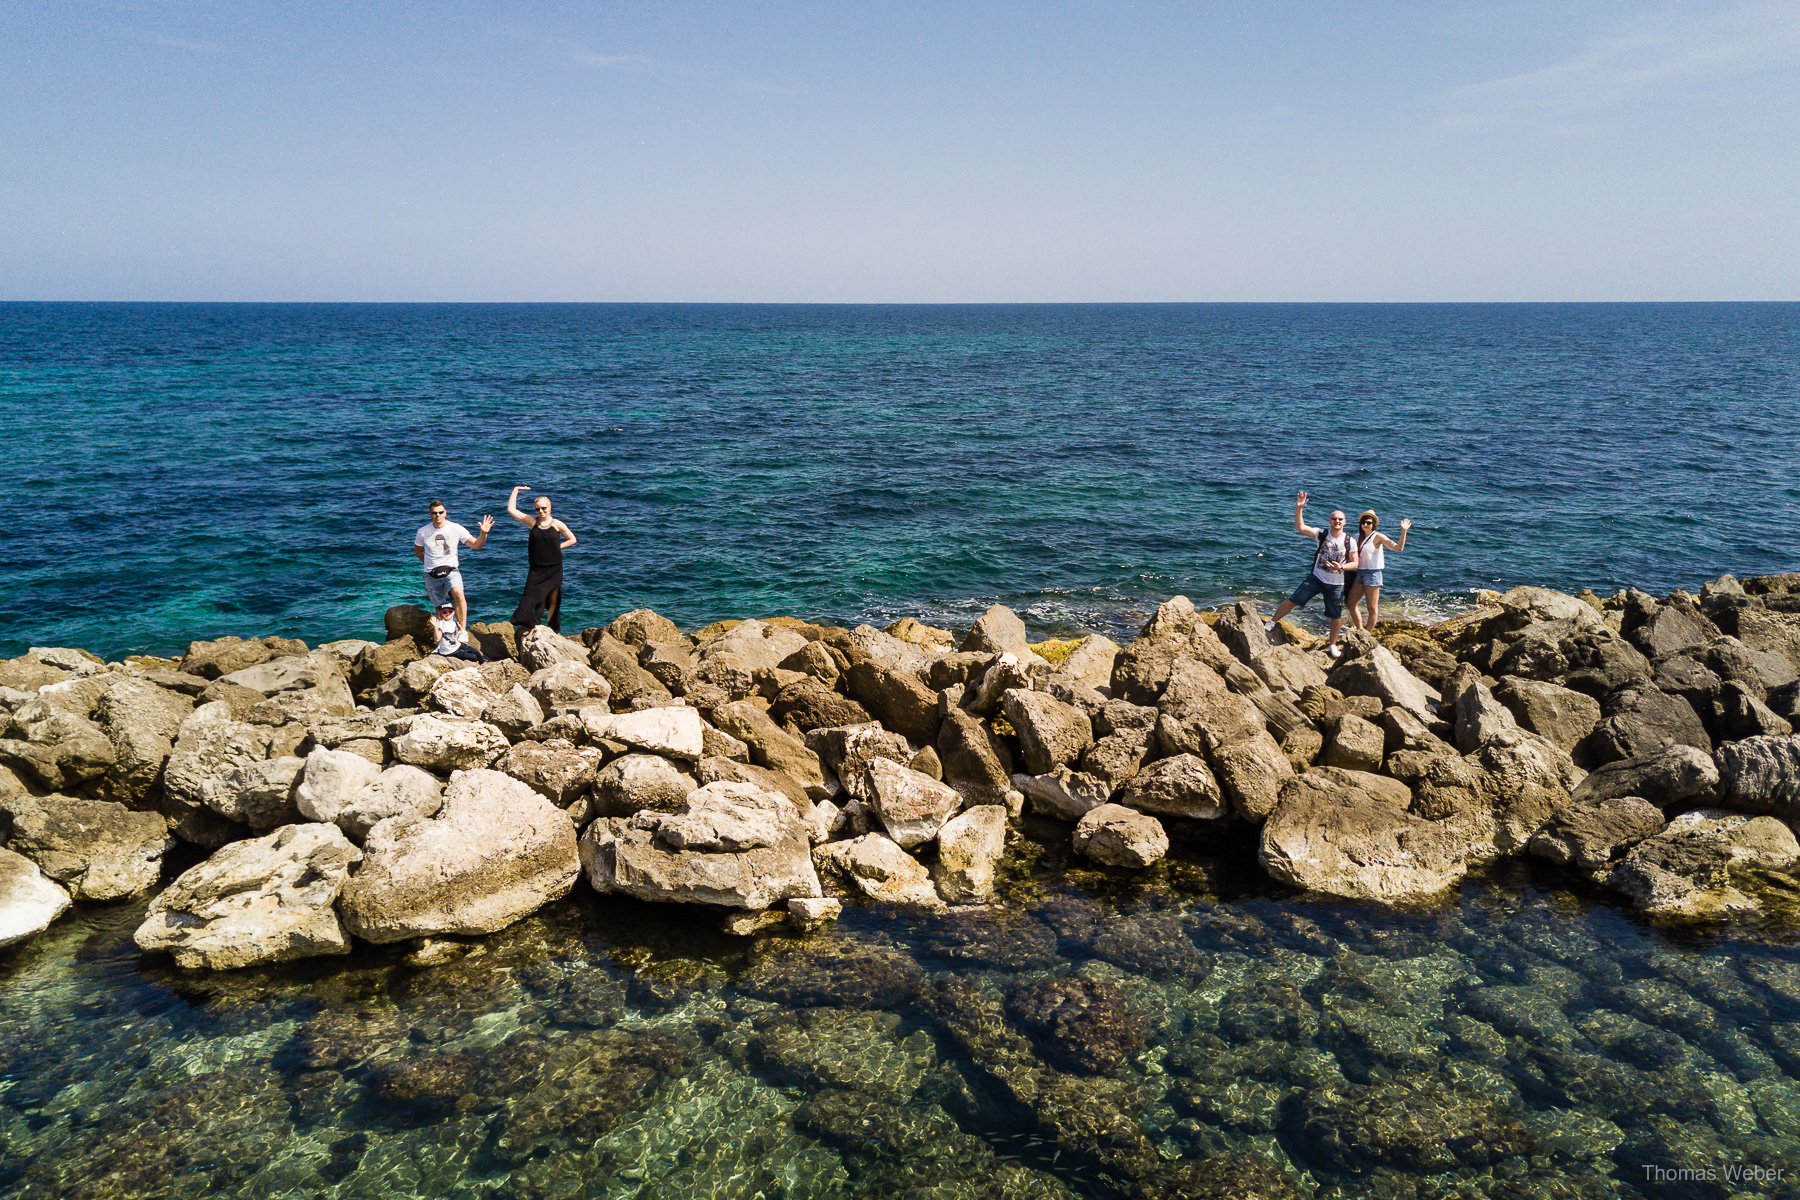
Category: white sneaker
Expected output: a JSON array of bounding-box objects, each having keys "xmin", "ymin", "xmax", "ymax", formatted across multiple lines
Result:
[
  {"xmin": 1262, "ymin": 620, "xmax": 1275, "ymax": 634},
  {"xmin": 1327, "ymin": 643, "xmax": 1342, "ymax": 659}
]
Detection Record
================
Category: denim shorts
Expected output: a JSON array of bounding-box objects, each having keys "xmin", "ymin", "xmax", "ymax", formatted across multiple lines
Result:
[
  {"xmin": 1357, "ymin": 569, "xmax": 1383, "ymax": 588},
  {"xmin": 423, "ymin": 569, "xmax": 464, "ymax": 608},
  {"xmin": 1288, "ymin": 572, "xmax": 1345, "ymax": 619}
]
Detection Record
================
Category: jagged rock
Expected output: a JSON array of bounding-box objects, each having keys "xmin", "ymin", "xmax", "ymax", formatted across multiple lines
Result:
[
  {"xmin": 135, "ymin": 822, "xmax": 361, "ymax": 969},
  {"xmin": 768, "ymin": 678, "xmax": 871, "ymax": 733},
  {"xmin": 0, "ymin": 700, "xmax": 116, "ymax": 791},
  {"xmin": 844, "ymin": 662, "xmax": 942, "ymax": 746},
  {"xmin": 936, "ymin": 708, "xmax": 1016, "ymax": 808},
  {"xmin": 0, "ymin": 846, "xmax": 71, "ymax": 949},
  {"xmin": 92, "ymin": 678, "xmax": 194, "ymax": 803},
  {"xmin": 336, "ymin": 764, "xmax": 444, "ymax": 842},
  {"xmin": 814, "ymin": 833, "xmax": 943, "ymax": 907},
  {"xmin": 963, "ymin": 652, "xmax": 1041, "ymax": 717},
  {"xmin": 294, "ymin": 747, "xmax": 383, "ymax": 825},
  {"xmin": 1605, "ymin": 808, "xmax": 1800, "ymax": 916},
  {"xmin": 582, "ymin": 783, "xmax": 819, "ymax": 909},
  {"xmin": 159, "ymin": 702, "xmax": 292, "ymax": 845},
  {"xmin": 1158, "ymin": 659, "xmax": 1262, "ymax": 751},
  {"xmin": 695, "ymin": 756, "xmax": 811, "ymax": 812},
  {"xmin": 1213, "ymin": 600, "xmax": 1271, "ymax": 665},
  {"xmin": 804, "ymin": 798, "xmax": 844, "ymax": 844},
  {"xmin": 1571, "ymin": 744, "xmax": 1718, "ymax": 808},
  {"xmin": 0, "ymin": 656, "xmax": 73, "ymax": 693},
  {"xmin": 1443, "ymin": 667, "xmax": 1517, "ymax": 752},
  {"xmin": 1711, "ymin": 681, "xmax": 1794, "ymax": 741},
  {"xmin": 497, "ymin": 740, "xmax": 598, "ymax": 809},
  {"xmin": 1079, "ymin": 722, "xmax": 1151, "ymax": 789},
  {"xmin": 842, "ymin": 623, "xmax": 936, "ymax": 677},
  {"xmin": 1529, "ymin": 798, "xmax": 1665, "ymax": 871},
  {"xmin": 370, "ymin": 655, "xmax": 457, "ymax": 708},
  {"xmin": 1058, "ymin": 634, "xmax": 1122, "ymax": 689},
  {"xmin": 933, "ymin": 805, "xmax": 1007, "ymax": 902},
  {"xmin": 1584, "ymin": 686, "xmax": 1711, "ymax": 765},
  {"xmin": 960, "ymin": 604, "xmax": 1029, "ymax": 656},
  {"xmin": 782, "ymin": 641, "xmax": 842, "ymax": 686},
  {"xmin": 1715, "ymin": 735, "xmax": 1800, "ymax": 817},
  {"xmin": 481, "ymin": 683, "xmax": 545, "ymax": 739},
  {"xmin": 1117, "ymin": 753, "xmax": 1224, "ymax": 820},
  {"xmin": 310, "ymin": 710, "xmax": 396, "ymax": 766},
  {"xmin": 1629, "ymin": 606, "xmax": 1711, "ymax": 659},
  {"xmin": 1328, "ymin": 643, "xmax": 1440, "ymax": 723},
  {"xmin": 1014, "ymin": 766, "xmax": 1111, "ymax": 821},
  {"xmin": 422, "ymin": 666, "xmax": 495, "ymax": 719},
  {"xmin": 339, "ymin": 768, "xmax": 580, "ymax": 942},
  {"xmin": 1381, "ymin": 633, "xmax": 1462, "ymax": 690},
  {"xmin": 696, "ymin": 619, "xmax": 811, "ymax": 674},
  {"xmin": 1001, "ymin": 688, "xmax": 1093, "ymax": 775},
  {"xmin": 1380, "ymin": 705, "xmax": 1454, "ymax": 757},
  {"xmin": 586, "ymin": 634, "xmax": 673, "ymax": 708},
  {"xmin": 1212, "ymin": 731, "xmax": 1297, "ymax": 823},
  {"xmin": 637, "ymin": 641, "xmax": 694, "ymax": 690},
  {"xmin": 390, "ymin": 714, "xmax": 510, "ymax": 772},
  {"xmin": 592, "ymin": 753, "xmax": 696, "ymax": 817},
  {"xmin": 808, "ymin": 723, "xmax": 913, "ymax": 802},
  {"xmin": 1493, "ymin": 675, "xmax": 1601, "ymax": 753},
  {"xmin": 864, "ymin": 756, "xmax": 961, "ymax": 849},
  {"xmin": 349, "ymin": 637, "xmax": 425, "ymax": 699},
  {"xmin": 1251, "ymin": 643, "xmax": 1330, "ymax": 696},
  {"xmin": 0, "ymin": 793, "xmax": 172, "ymax": 900},
  {"xmin": 209, "ymin": 755, "xmax": 305, "ymax": 828},
  {"xmin": 582, "ymin": 705, "xmax": 704, "ymax": 760},
  {"xmin": 1260, "ymin": 771, "xmax": 1479, "ymax": 899},
  {"xmin": 217, "ymin": 650, "xmax": 353, "ymax": 717},
  {"xmin": 700, "ymin": 722, "xmax": 750, "ymax": 762},
  {"xmin": 1072, "ymin": 803, "xmax": 1168, "ymax": 867},
  {"xmin": 787, "ymin": 896, "xmax": 842, "ymax": 932},
  {"xmin": 1323, "ymin": 712, "xmax": 1385, "ymax": 772},
  {"xmin": 1283, "ymin": 725, "xmax": 1325, "ymax": 771},
  {"xmin": 179, "ymin": 634, "xmax": 307, "ymax": 680},
  {"xmin": 516, "ymin": 626, "xmax": 590, "ymax": 674},
  {"xmin": 708, "ymin": 701, "xmax": 827, "ymax": 796},
  {"xmin": 604, "ymin": 608, "xmax": 683, "ymax": 650},
  {"xmin": 887, "ymin": 616, "xmax": 957, "ymax": 651},
  {"xmin": 909, "ymin": 744, "xmax": 943, "ymax": 779}
]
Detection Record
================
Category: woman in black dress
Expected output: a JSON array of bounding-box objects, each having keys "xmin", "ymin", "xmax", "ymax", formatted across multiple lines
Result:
[{"xmin": 505, "ymin": 485, "xmax": 577, "ymax": 632}]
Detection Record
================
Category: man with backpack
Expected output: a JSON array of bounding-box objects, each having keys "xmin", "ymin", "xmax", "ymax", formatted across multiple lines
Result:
[{"xmin": 1263, "ymin": 490, "xmax": 1358, "ymax": 659}]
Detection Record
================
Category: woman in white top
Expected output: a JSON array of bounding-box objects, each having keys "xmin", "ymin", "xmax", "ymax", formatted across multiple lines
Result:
[{"xmin": 1346, "ymin": 509, "xmax": 1412, "ymax": 630}]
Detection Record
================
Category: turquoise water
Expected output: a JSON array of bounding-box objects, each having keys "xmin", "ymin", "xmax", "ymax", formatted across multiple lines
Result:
[
  {"xmin": 2, "ymin": 302, "xmax": 1797, "ymax": 659},
  {"xmin": 7, "ymin": 841, "xmax": 1800, "ymax": 1199}
]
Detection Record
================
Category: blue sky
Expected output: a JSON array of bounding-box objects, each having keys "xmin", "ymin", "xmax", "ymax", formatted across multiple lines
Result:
[{"xmin": 2, "ymin": 1, "xmax": 1796, "ymax": 300}]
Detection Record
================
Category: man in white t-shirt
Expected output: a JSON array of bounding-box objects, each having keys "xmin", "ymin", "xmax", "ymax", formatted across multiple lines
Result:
[
  {"xmin": 413, "ymin": 499, "xmax": 493, "ymax": 633},
  {"xmin": 1264, "ymin": 490, "xmax": 1359, "ymax": 658}
]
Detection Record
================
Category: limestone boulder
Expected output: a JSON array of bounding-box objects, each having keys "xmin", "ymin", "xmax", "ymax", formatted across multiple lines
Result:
[
  {"xmin": 1571, "ymin": 744, "xmax": 1719, "ymax": 809},
  {"xmin": 960, "ymin": 604, "xmax": 1030, "ymax": 656},
  {"xmin": 390, "ymin": 714, "xmax": 510, "ymax": 772},
  {"xmin": 1072, "ymin": 804, "xmax": 1168, "ymax": 868},
  {"xmin": 1528, "ymin": 798, "xmax": 1665, "ymax": 872},
  {"xmin": 335, "ymin": 764, "xmax": 444, "ymax": 842},
  {"xmin": 349, "ymin": 637, "xmax": 425, "ymax": 699},
  {"xmin": 844, "ymin": 662, "xmax": 942, "ymax": 746},
  {"xmin": 1212, "ymin": 731, "xmax": 1297, "ymax": 823},
  {"xmin": 526, "ymin": 660, "xmax": 612, "ymax": 714},
  {"xmin": 0, "ymin": 700, "xmax": 116, "ymax": 792},
  {"xmin": 695, "ymin": 756, "xmax": 811, "ymax": 813},
  {"xmin": 1213, "ymin": 600, "xmax": 1271, "ymax": 665},
  {"xmin": 604, "ymin": 608, "xmax": 683, "ymax": 650},
  {"xmin": 517, "ymin": 626, "xmax": 591, "ymax": 674},
  {"xmin": 936, "ymin": 708, "xmax": 1017, "ymax": 808},
  {"xmin": 210, "ymin": 755, "xmax": 306, "ymax": 828},
  {"xmin": 1117, "ymin": 753, "xmax": 1224, "ymax": 820},
  {"xmin": 1, "ymin": 846, "xmax": 72, "ymax": 949},
  {"xmin": 581, "ymin": 704, "xmax": 704, "ymax": 761},
  {"xmin": 933, "ymin": 805, "xmax": 1008, "ymax": 903},
  {"xmin": 1710, "ymin": 681, "xmax": 1793, "ymax": 741},
  {"xmin": 294, "ymin": 747, "xmax": 384, "ymax": 825},
  {"xmin": 424, "ymin": 667, "xmax": 496, "ymax": 719},
  {"xmin": 809, "ymin": 723, "xmax": 913, "ymax": 802},
  {"xmin": 217, "ymin": 650, "xmax": 353, "ymax": 717},
  {"xmin": 1604, "ymin": 808, "xmax": 1800, "ymax": 917},
  {"xmin": 92, "ymin": 678, "xmax": 195, "ymax": 803},
  {"xmin": 841, "ymin": 623, "xmax": 938, "ymax": 677},
  {"xmin": 587, "ymin": 634, "xmax": 674, "ymax": 708},
  {"xmin": 0, "ymin": 793, "xmax": 172, "ymax": 900},
  {"xmin": 864, "ymin": 756, "xmax": 961, "ymax": 849},
  {"xmin": 339, "ymin": 768, "xmax": 580, "ymax": 942},
  {"xmin": 582, "ymin": 784, "xmax": 819, "ymax": 910},
  {"xmin": 813, "ymin": 833, "xmax": 942, "ymax": 908},
  {"xmin": 768, "ymin": 678, "xmax": 871, "ymax": 733},
  {"xmin": 1323, "ymin": 712, "xmax": 1385, "ymax": 772},
  {"xmin": 1058, "ymin": 634, "xmax": 1122, "ymax": 690},
  {"xmin": 160, "ymin": 702, "xmax": 293, "ymax": 845},
  {"xmin": 1584, "ymin": 686, "xmax": 1711, "ymax": 766},
  {"xmin": 1001, "ymin": 688, "xmax": 1094, "ymax": 775},
  {"xmin": 1493, "ymin": 676, "xmax": 1601, "ymax": 753},
  {"xmin": 370, "ymin": 655, "xmax": 458, "ymax": 708},
  {"xmin": 1079, "ymin": 729, "xmax": 1151, "ymax": 790},
  {"xmin": 1015, "ymin": 767, "xmax": 1111, "ymax": 822},
  {"xmin": 1252, "ymin": 643, "xmax": 1330, "ymax": 696},
  {"xmin": 134, "ymin": 822, "xmax": 361, "ymax": 969},
  {"xmin": 708, "ymin": 701, "xmax": 827, "ymax": 796},
  {"xmin": 481, "ymin": 683, "xmax": 545, "ymax": 739},
  {"xmin": 1328, "ymin": 643, "xmax": 1440, "ymax": 724},
  {"xmin": 592, "ymin": 753, "xmax": 696, "ymax": 817},
  {"xmin": 179, "ymin": 634, "xmax": 307, "ymax": 681},
  {"xmin": 696, "ymin": 619, "xmax": 811, "ymax": 674},
  {"xmin": 498, "ymin": 739, "xmax": 599, "ymax": 810},
  {"xmin": 1259, "ymin": 772, "xmax": 1478, "ymax": 900},
  {"xmin": 1714, "ymin": 735, "xmax": 1800, "ymax": 818},
  {"xmin": 1443, "ymin": 667, "xmax": 1517, "ymax": 753}
]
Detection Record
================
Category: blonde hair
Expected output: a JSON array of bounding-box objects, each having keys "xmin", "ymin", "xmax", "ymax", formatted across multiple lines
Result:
[{"xmin": 1358, "ymin": 510, "xmax": 1379, "ymax": 530}]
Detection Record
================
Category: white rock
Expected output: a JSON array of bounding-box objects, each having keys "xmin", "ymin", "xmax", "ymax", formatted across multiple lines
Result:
[
  {"xmin": 864, "ymin": 756, "xmax": 961, "ymax": 849},
  {"xmin": 1072, "ymin": 803, "xmax": 1168, "ymax": 868},
  {"xmin": 786, "ymin": 895, "xmax": 843, "ymax": 931},
  {"xmin": 295, "ymin": 746, "xmax": 384, "ymax": 825},
  {"xmin": 813, "ymin": 833, "xmax": 943, "ymax": 908},
  {"xmin": 1014, "ymin": 767, "xmax": 1111, "ymax": 822},
  {"xmin": 651, "ymin": 781, "xmax": 788, "ymax": 852},
  {"xmin": 390, "ymin": 714, "xmax": 510, "ymax": 771},
  {"xmin": 527, "ymin": 660, "xmax": 612, "ymax": 712},
  {"xmin": 338, "ymin": 764, "xmax": 444, "ymax": 842},
  {"xmin": 212, "ymin": 755, "xmax": 306, "ymax": 828},
  {"xmin": 583, "ymin": 705, "xmax": 704, "ymax": 760},
  {"xmin": 426, "ymin": 667, "xmax": 498, "ymax": 719},
  {"xmin": 0, "ymin": 846, "xmax": 72, "ymax": 949}
]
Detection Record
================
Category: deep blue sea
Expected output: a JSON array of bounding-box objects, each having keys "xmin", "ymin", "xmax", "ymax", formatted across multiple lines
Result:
[{"xmin": 2, "ymin": 302, "xmax": 1796, "ymax": 660}]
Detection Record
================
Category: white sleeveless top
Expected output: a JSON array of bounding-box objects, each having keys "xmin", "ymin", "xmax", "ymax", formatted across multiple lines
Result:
[{"xmin": 1358, "ymin": 533, "xmax": 1384, "ymax": 572}]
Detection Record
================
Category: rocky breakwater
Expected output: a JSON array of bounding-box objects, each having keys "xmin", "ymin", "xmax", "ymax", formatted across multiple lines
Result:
[{"xmin": 3, "ymin": 570, "xmax": 1800, "ymax": 969}]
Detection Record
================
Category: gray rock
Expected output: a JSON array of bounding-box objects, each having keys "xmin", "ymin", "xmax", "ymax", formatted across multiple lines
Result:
[
  {"xmin": 390, "ymin": 713, "xmax": 510, "ymax": 772},
  {"xmin": 339, "ymin": 768, "xmax": 580, "ymax": 942},
  {"xmin": 694, "ymin": 756, "xmax": 812, "ymax": 813},
  {"xmin": 0, "ymin": 793, "xmax": 172, "ymax": 900},
  {"xmin": 294, "ymin": 747, "xmax": 384, "ymax": 825},
  {"xmin": 517, "ymin": 626, "xmax": 592, "ymax": 674},
  {"xmin": 808, "ymin": 722, "xmax": 913, "ymax": 802},
  {"xmin": 960, "ymin": 604, "xmax": 1029, "ymax": 656},
  {"xmin": 1072, "ymin": 804, "xmax": 1168, "ymax": 868},
  {"xmin": 933, "ymin": 805, "xmax": 1007, "ymax": 902},
  {"xmin": 481, "ymin": 684, "xmax": 545, "ymax": 739},
  {"xmin": 211, "ymin": 755, "xmax": 306, "ymax": 829},
  {"xmin": 652, "ymin": 781, "xmax": 790, "ymax": 852},
  {"xmin": 1715, "ymin": 735, "xmax": 1800, "ymax": 818},
  {"xmin": 1117, "ymin": 753, "xmax": 1224, "ymax": 820},
  {"xmin": 1710, "ymin": 681, "xmax": 1794, "ymax": 742},
  {"xmin": 593, "ymin": 753, "xmax": 697, "ymax": 817},
  {"xmin": 1629, "ymin": 606, "xmax": 1711, "ymax": 659},
  {"xmin": 1252, "ymin": 643, "xmax": 1330, "ymax": 696},
  {"xmin": 1014, "ymin": 766, "xmax": 1111, "ymax": 821},
  {"xmin": 425, "ymin": 666, "xmax": 497, "ymax": 719},
  {"xmin": 696, "ymin": 619, "xmax": 811, "ymax": 675},
  {"xmin": 1584, "ymin": 686, "xmax": 1711, "ymax": 766},
  {"xmin": 813, "ymin": 832, "xmax": 942, "ymax": 907},
  {"xmin": 864, "ymin": 756, "xmax": 961, "ymax": 849},
  {"xmin": 1001, "ymin": 688, "xmax": 1094, "ymax": 775},
  {"xmin": 1443, "ymin": 666, "xmax": 1517, "ymax": 753},
  {"xmin": 1528, "ymin": 798, "xmax": 1665, "ymax": 871},
  {"xmin": 337, "ymin": 764, "xmax": 444, "ymax": 842},
  {"xmin": 0, "ymin": 846, "xmax": 71, "ymax": 949},
  {"xmin": 1571, "ymin": 744, "xmax": 1719, "ymax": 809},
  {"xmin": 93, "ymin": 678, "xmax": 194, "ymax": 803},
  {"xmin": 217, "ymin": 650, "xmax": 354, "ymax": 717},
  {"xmin": 1494, "ymin": 676, "xmax": 1601, "ymax": 753},
  {"xmin": 134, "ymin": 822, "xmax": 361, "ymax": 969},
  {"xmin": 708, "ymin": 701, "xmax": 828, "ymax": 797},
  {"xmin": 1079, "ymin": 729, "xmax": 1151, "ymax": 789},
  {"xmin": 1213, "ymin": 600, "xmax": 1271, "ymax": 665}
]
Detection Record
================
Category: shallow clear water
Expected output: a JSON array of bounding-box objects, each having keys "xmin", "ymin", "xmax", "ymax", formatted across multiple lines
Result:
[
  {"xmin": 2, "ymin": 302, "xmax": 1797, "ymax": 660},
  {"xmin": 6, "ymin": 830, "xmax": 1800, "ymax": 1199}
]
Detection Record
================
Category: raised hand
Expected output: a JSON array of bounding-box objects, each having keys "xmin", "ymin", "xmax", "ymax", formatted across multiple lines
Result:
[
  {"xmin": 1400, "ymin": 518, "xmax": 1412, "ymax": 531},
  {"xmin": 512, "ymin": 484, "xmax": 533, "ymax": 494},
  {"xmin": 479, "ymin": 514, "xmax": 495, "ymax": 533},
  {"xmin": 1296, "ymin": 491, "xmax": 1308, "ymax": 507}
]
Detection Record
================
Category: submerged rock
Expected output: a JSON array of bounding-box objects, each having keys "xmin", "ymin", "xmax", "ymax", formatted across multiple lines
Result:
[
  {"xmin": 134, "ymin": 822, "xmax": 360, "ymax": 969},
  {"xmin": 1004, "ymin": 975, "xmax": 1147, "ymax": 1074}
]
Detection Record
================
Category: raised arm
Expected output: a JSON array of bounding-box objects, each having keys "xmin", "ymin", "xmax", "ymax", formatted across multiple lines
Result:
[
  {"xmin": 556, "ymin": 520, "xmax": 577, "ymax": 550},
  {"xmin": 1293, "ymin": 490, "xmax": 1320, "ymax": 538},
  {"xmin": 506, "ymin": 485, "xmax": 534, "ymax": 526},
  {"xmin": 468, "ymin": 514, "xmax": 494, "ymax": 549},
  {"xmin": 1391, "ymin": 518, "xmax": 1411, "ymax": 553}
]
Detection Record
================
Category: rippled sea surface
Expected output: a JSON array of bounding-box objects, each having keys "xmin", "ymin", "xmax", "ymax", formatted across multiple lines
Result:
[
  {"xmin": 2, "ymin": 303, "xmax": 1797, "ymax": 660},
  {"xmin": 8, "ymin": 835, "xmax": 1800, "ymax": 1200}
]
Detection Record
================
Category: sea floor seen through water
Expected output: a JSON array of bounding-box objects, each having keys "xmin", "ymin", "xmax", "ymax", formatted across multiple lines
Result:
[{"xmin": 6, "ymin": 828, "xmax": 1800, "ymax": 1200}]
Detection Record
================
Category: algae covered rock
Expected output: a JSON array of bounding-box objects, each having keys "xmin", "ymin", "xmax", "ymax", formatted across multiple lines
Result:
[
  {"xmin": 134, "ymin": 822, "xmax": 360, "ymax": 969},
  {"xmin": 339, "ymin": 768, "xmax": 579, "ymax": 942},
  {"xmin": 1004, "ymin": 975, "xmax": 1147, "ymax": 1074}
]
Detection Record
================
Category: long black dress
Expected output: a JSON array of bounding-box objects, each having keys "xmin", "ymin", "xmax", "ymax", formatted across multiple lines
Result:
[{"xmin": 511, "ymin": 522, "xmax": 564, "ymax": 632}]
